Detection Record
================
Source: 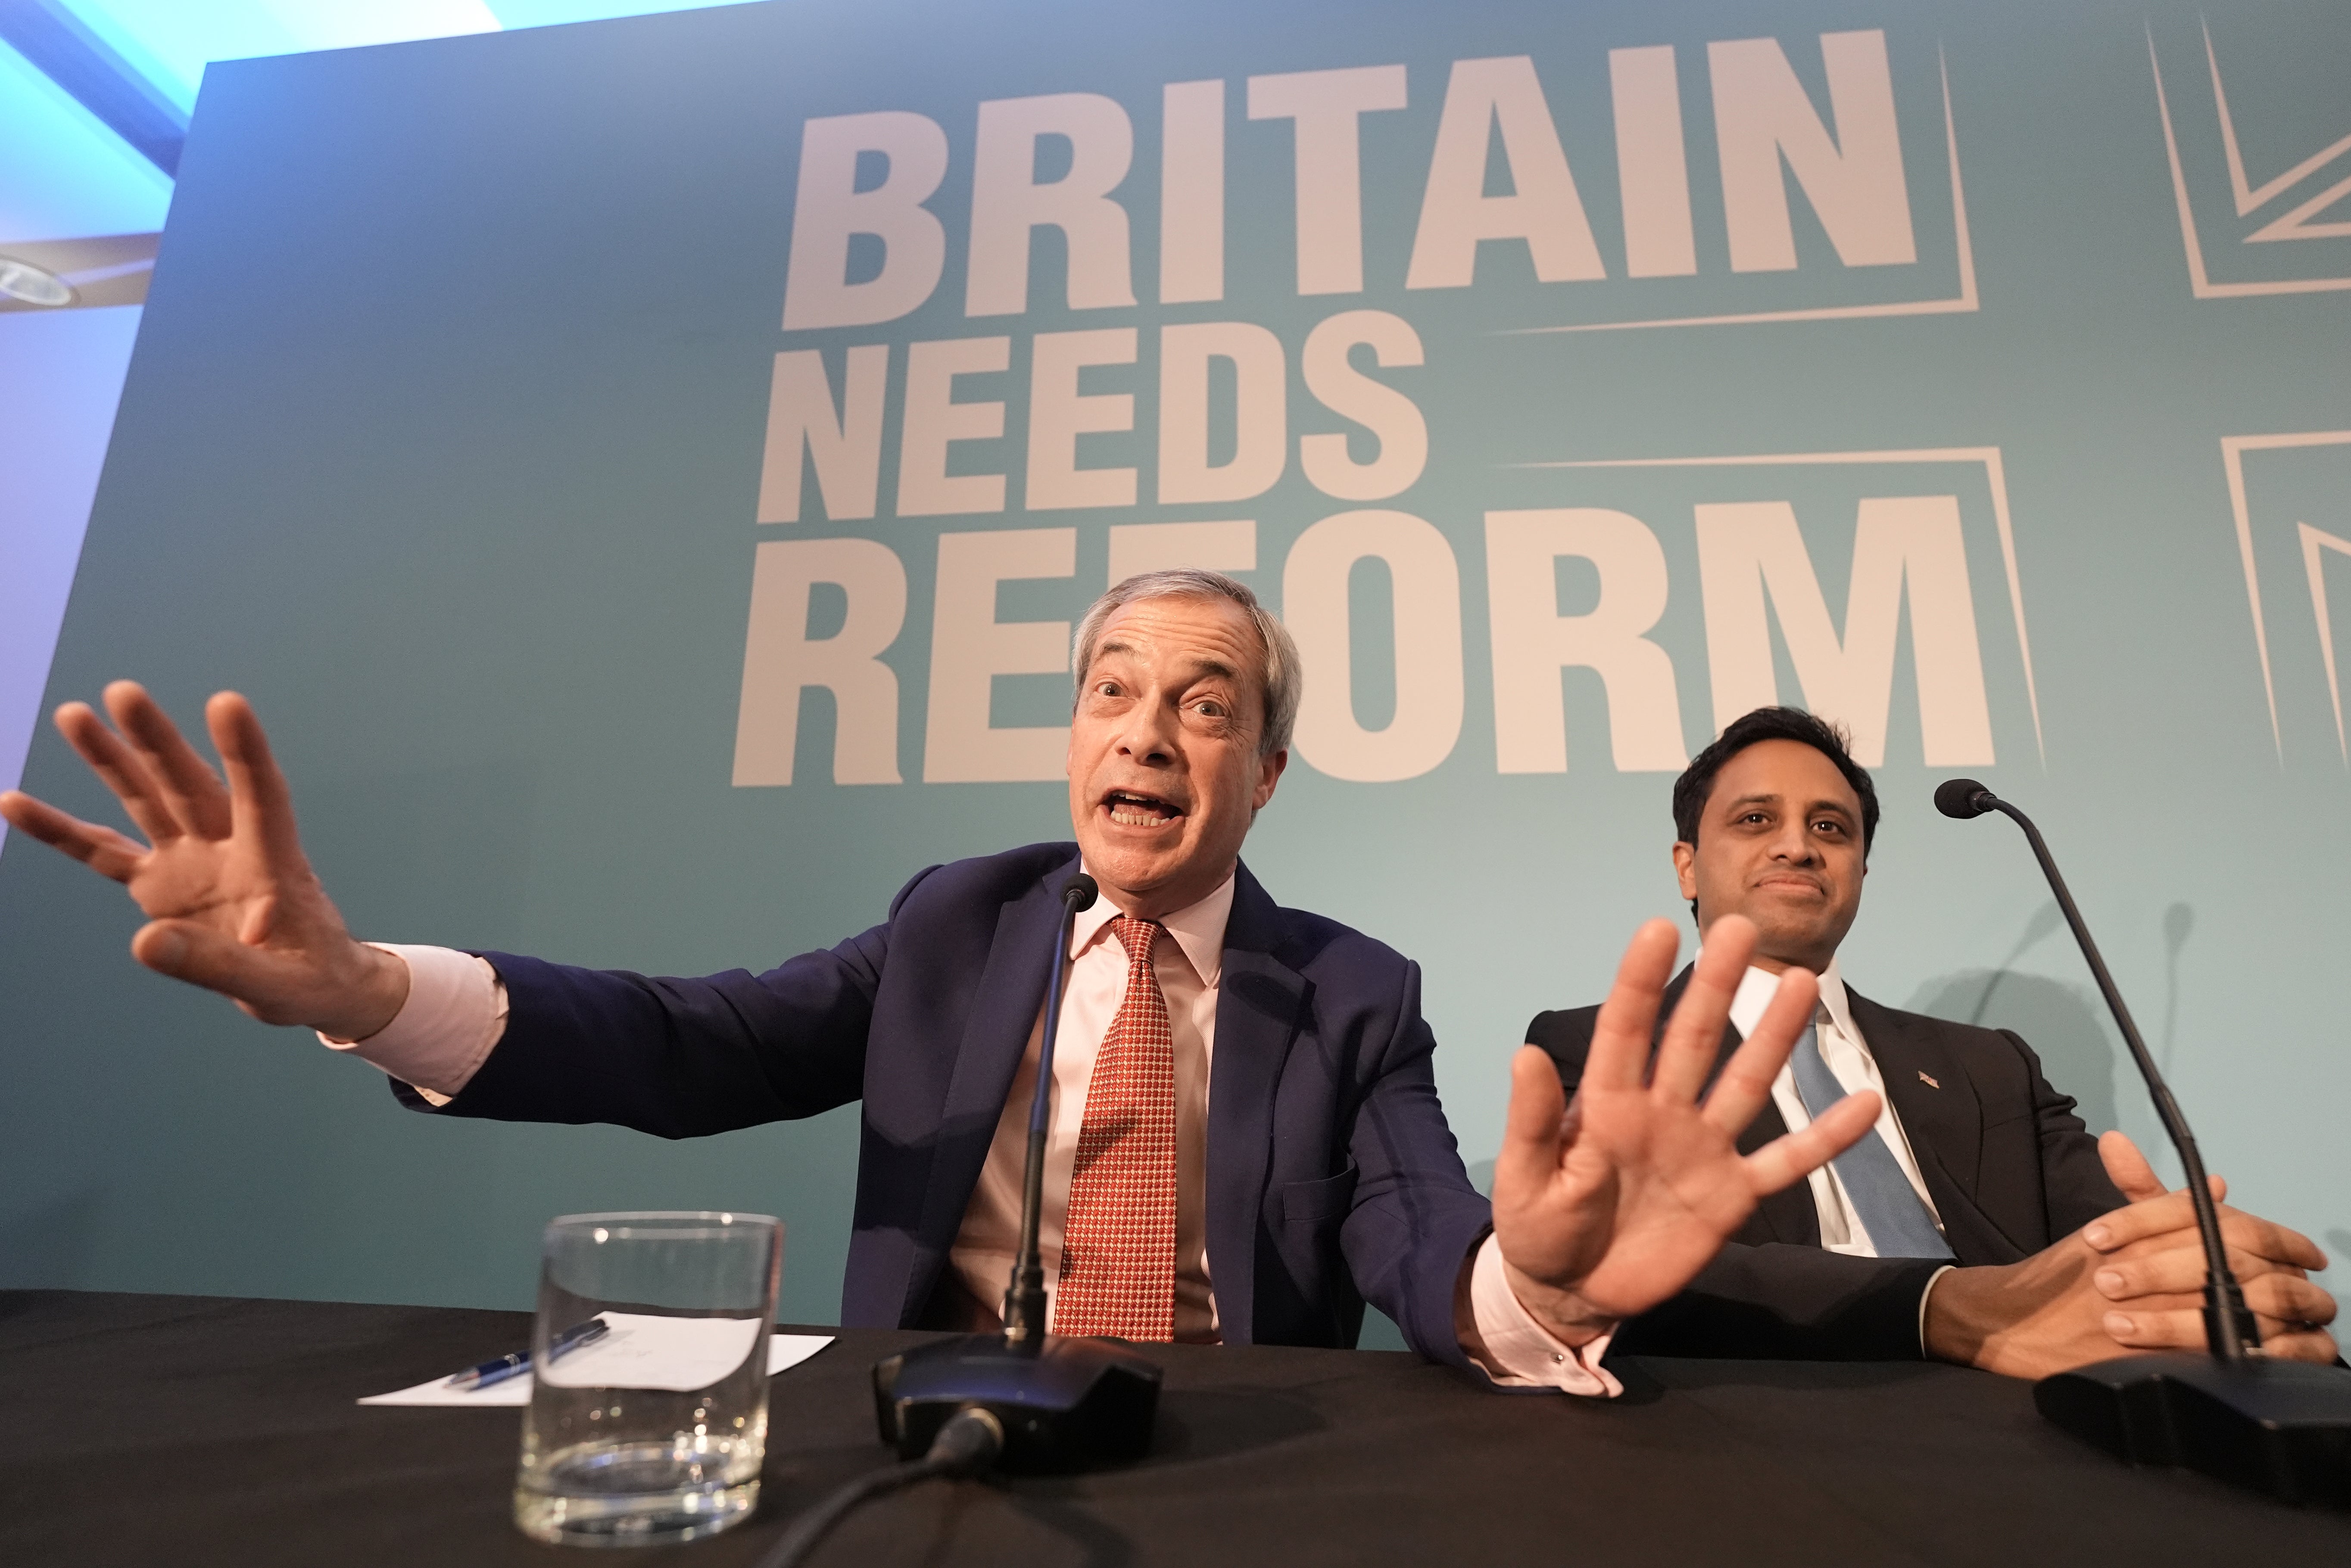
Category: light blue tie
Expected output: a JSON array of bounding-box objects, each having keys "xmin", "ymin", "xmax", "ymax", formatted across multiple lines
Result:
[{"xmin": 1787, "ymin": 1023, "xmax": 1954, "ymax": 1260}]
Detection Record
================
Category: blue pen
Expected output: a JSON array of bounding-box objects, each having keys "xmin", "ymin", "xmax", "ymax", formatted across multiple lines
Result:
[{"xmin": 444, "ymin": 1316, "xmax": 610, "ymax": 1391}]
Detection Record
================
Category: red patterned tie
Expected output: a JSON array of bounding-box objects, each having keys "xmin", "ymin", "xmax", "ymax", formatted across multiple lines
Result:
[{"xmin": 1052, "ymin": 917, "xmax": 1178, "ymax": 1341}]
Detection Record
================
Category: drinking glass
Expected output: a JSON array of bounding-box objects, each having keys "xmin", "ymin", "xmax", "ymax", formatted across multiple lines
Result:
[{"xmin": 513, "ymin": 1211, "xmax": 783, "ymax": 1547}]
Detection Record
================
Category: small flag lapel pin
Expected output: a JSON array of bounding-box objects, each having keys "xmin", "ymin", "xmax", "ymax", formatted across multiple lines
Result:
[{"xmin": 1917, "ymin": 1070, "xmax": 1941, "ymax": 1089}]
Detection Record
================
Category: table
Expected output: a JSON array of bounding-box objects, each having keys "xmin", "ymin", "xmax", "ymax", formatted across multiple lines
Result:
[{"xmin": 5, "ymin": 1289, "xmax": 2346, "ymax": 1565}]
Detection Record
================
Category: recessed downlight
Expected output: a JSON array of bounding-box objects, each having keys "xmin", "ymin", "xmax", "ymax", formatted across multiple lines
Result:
[{"xmin": 0, "ymin": 257, "xmax": 75, "ymax": 307}]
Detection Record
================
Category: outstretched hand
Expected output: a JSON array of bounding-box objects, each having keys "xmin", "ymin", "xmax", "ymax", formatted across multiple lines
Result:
[
  {"xmin": 0, "ymin": 683, "xmax": 404, "ymax": 1039},
  {"xmin": 1489, "ymin": 915, "xmax": 1880, "ymax": 1344}
]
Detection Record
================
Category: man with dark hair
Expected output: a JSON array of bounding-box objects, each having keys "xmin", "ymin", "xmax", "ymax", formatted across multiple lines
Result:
[
  {"xmin": 1671, "ymin": 707, "xmax": 1880, "ymax": 874},
  {"xmin": 1528, "ymin": 706, "xmax": 2338, "ymax": 1375}
]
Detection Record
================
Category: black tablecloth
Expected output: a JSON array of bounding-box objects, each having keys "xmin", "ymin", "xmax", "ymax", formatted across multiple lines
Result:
[{"xmin": 4, "ymin": 1289, "xmax": 2347, "ymax": 1565}]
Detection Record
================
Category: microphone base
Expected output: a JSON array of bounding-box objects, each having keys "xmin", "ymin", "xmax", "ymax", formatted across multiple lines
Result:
[
  {"xmin": 2036, "ymin": 1353, "xmax": 2351, "ymax": 1506},
  {"xmin": 872, "ymin": 1333, "xmax": 1161, "ymax": 1474}
]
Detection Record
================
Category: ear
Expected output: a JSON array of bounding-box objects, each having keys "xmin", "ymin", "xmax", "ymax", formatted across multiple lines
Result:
[
  {"xmin": 1253, "ymin": 747, "xmax": 1288, "ymax": 810},
  {"xmin": 1671, "ymin": 840, "xmax": 1698, "ymax": 903}
]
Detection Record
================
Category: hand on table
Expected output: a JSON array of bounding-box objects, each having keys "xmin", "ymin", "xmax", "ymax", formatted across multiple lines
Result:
[
  {"xmin": 0, "ymin": 682, "xmax": 405, "ymax": 1040},
  {"xmin": 1487, "ymin": 915, "xmax": 1880, "ymax": 1345},
  {"xmin": 1924, "ymin": 1130, "xmax": 2337, "ymax": 1377}
]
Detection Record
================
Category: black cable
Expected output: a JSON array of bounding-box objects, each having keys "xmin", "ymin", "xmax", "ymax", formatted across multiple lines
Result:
[{"xmin": 753, "ymin": 1406, "xmax": 1004, "ymax": 1568}]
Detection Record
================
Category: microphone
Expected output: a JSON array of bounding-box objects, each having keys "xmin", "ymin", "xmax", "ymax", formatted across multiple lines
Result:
[
  {"xmin": 1930, "ymin": 778, "xmax": 1995, "ymax": 820},
  {"xmin": 1936, "ymin": 779, "xmax": 2351, "ymax": 1504},
  {"xmin": 1938, "ymin": 780, "xmax": 2251, "ymax": 1355},
  {"xmin": 867, "ymin": 868, "xmax": 1160, "ymax": 1475},
  {"xmin": 1004, "ymin": 872, "xmax": 1099, "ymax": 1345}
]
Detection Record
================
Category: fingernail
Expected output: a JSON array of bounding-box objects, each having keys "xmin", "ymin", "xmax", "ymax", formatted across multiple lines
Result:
[
  {"xmin": 2085, "ymin": 1224, "xmax": 2111, "ymax": 1249},
  {"xmin": 147, "ymin": 929, "xmax": 185, "ymax": 966},
  {"xmin": 2095, "ymin": 1270, "xmax": 2124, "ymax": 1296},
  {"xmin": 2104, "ymin": 1313, "xmax": 2133, "ymax": 1337}
]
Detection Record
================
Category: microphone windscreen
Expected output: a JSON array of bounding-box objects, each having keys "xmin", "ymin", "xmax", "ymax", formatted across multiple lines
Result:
[
  {"xmin": 1065, "ymin": 872, "xmax": 1099, "ymax": 912},
  {"xmin": 1934, "ymin": 778, "xmax": 1993, "ymax": 819}
]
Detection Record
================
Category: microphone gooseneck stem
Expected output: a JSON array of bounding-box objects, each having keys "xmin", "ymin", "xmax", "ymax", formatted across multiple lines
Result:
[
  {"xmin": 1983, "ymin": 796, "xmax": 2257, "ymax": 1362},
  {"xmin": 1003, "ymin": 880, "xmax": 1091, "ymax": 1348}
]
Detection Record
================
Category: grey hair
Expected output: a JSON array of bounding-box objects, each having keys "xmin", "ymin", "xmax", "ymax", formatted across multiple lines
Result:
[{"xmin": 1070, "ymin": 569, "xmax": 1300, "ymax": 757}]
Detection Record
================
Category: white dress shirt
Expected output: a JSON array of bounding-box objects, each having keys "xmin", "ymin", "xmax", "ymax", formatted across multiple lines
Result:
[
  {"xmin": 318, "ymin": 874, "xmax": 1615, "ymax": 1393},
  {"xmin": 1726, "ymin": 958, "xmax": 1956, "ymax": 1345}
]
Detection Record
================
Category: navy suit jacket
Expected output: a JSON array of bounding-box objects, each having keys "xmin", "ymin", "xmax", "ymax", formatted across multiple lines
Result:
[
  {"xmin": 398, "ymin": 843, "xmax": 1494, "ymax": 1366},
  {"xmin": 1527, "ymin": 969, "xmax": 2126, "ymax": 1360}
]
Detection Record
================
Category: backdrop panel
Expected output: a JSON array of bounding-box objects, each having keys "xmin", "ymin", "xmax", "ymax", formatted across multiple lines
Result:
[{"xmin": 3, "ymin": 0, "xmax": 2346, "ymax": 1332}]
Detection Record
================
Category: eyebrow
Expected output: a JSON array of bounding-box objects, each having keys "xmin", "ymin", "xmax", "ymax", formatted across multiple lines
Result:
[
  {"xmin": 1721, "ymin": 791, "xmax": 1855, "ymax": 821},
  {"xmin": 1091, "ymin": 640, "xmax": 1241, "ymax": 685}
]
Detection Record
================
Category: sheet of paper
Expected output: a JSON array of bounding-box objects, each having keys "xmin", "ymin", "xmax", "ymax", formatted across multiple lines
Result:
[
  {"xmin": 533, "ymin": 1311, "xmax": 763, "ymax": 1391},
  {"xmin": 359, "ymin": 1328, "xmax": 833, "ymax": 1407}
]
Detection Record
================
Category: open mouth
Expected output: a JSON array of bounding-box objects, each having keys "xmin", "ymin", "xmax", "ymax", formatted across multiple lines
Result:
[{"xmin": 1102, "ymin": 789, "xmax": 1184, "ymax": 828}]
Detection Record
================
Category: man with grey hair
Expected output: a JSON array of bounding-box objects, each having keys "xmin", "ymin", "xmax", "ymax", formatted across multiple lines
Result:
[
  {"xmin": 1072, "ymin": 567, "xmax": 1304, "ymax": 761},
  {"xmin": 3, "ymin": 571, "xmax": 1871, "ymax": 1386}
]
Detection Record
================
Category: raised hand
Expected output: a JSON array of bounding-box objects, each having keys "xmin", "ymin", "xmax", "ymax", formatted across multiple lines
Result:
[
  {"xmin": 1489, "ymin": 915, "xmax": 1880, "ymax": 1343},
  {"xmin": 0, "ymin": 682, "xmax": 405, "ymax": 1039}
]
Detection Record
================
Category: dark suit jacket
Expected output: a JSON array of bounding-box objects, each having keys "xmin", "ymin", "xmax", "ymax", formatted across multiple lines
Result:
[
  {"xmin": 396, "ymin": 843, "xmax": 1494, "ymax": 1366},
  {"xmin": 1525, "ymin": 969, "xmax": 2126, "ymax": 1360}
]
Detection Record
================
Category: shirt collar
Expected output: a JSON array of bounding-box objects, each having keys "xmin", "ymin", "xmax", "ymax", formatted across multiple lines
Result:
[
  {"xmin": 1069, "ymin": 863, "xmax": 1235, "ymax": 988},
  {"xmin": 1722, "ymin": 952, "xmax": 1853, "ymax": 1043}
]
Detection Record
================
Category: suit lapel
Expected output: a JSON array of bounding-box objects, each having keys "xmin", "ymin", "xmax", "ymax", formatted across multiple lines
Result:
[
  {"xmin": 1206, "ymin": 862, "xmax": 1307, "ymax": 1347},
  {"xmin": 904, "ymin": 855, "xmax": 1075, "ymax": 1320},
  {"xmin": 1848, "ymin": 990, "xmax": 2030, "ymax": 1263}
]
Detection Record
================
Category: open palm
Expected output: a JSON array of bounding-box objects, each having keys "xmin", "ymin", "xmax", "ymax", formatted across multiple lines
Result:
[
  {"xmin": 0, "ymin": 683, "xmax": 401, "ymax": 1037},
  {"xmin": 1490, "ymin": 917, "xmax": 1880, "ymax": 1338}
]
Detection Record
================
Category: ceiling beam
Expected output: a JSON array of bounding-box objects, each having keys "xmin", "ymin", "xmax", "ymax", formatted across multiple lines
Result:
[{"xmin": 0, "ymin": 0, "xmax": 186, "ymax": 177}]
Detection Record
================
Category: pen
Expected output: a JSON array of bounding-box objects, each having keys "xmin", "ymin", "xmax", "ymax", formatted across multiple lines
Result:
[{"xmin": 443, "ymin": 1316, "xmax": 610, "ymax": 1391}]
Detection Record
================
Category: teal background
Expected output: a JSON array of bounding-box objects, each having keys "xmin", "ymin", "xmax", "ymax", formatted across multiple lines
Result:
[{"xmin": 3, "ymin": 0, "xmax": 2347, "ymax": 1333}]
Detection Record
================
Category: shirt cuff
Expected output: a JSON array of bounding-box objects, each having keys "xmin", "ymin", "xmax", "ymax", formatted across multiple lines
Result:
[
  {"xmin": 1463, "ymin": 1233, "xmax": 1624, "ymax": 1397},
  {"xmin": 1917, "ymin": 1263, "xmax": 1958, "ymax": 1355},
  {"xmin": 317, "ymin": 943, "xmax": 507, "ymax": 1104}
]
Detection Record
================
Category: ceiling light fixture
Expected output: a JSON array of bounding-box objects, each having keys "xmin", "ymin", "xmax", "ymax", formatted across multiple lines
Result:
[{"xmin": 0, "ymin": 256, "xmax": 75, "ymax": 307}]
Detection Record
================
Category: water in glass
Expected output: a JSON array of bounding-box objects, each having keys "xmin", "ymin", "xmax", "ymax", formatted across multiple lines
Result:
[{"xmin": 512, "ymin": 1212, "xmax": 783, "ymax": 1547}]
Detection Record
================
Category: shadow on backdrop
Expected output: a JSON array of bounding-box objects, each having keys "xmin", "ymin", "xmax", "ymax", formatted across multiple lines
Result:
[
  {"xmin": 1903, "ymin": 896, "xmax": 2213, "ymax": 1146},
  {"xmin": 1906, "ymin": 970, "xmax": 2120, "ymax": 1137},
  {"xmin": 2161, "ymin": 902, "xmax": 2195, "ymax": 1077}
]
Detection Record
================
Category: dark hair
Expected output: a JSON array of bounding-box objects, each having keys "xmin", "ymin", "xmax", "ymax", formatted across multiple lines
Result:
[{"xmin": 1671, "ymin": 706, "xmax": 1879, "ymax": 855}]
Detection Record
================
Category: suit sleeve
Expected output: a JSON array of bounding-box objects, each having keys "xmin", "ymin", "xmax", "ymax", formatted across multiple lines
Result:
[
  {"xmin": 391, "ymin": 868, "xmax": 936, "ymax": 1137},
  {"xmin": 1526, "ymin": 1004, "xmax": 1946, "ymax": 1362},
  {"xmin": 1609, "ymin": 1248, "xmax": 1947, "ymax": 1360},
  {"xmin": 1338, "ymin": 959, "xmax": 1497, "ymax": 1375},
  {"xmin": 2003, "ymin": 1029, "xmax": 2127, "ymax": 1236}
]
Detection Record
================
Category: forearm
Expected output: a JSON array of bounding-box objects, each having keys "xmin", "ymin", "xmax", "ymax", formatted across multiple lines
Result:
[
  {"xmin": 309, "ymin": 939, "xmax": 414, "ymax": 1042},
  {"xmin": 320, "ymin": 944, "xmax": 501, "ymax": 1101},
  {"xmin": 1919, "ymin": 1254, "xmax": 2088, "ymax": 1377}
]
